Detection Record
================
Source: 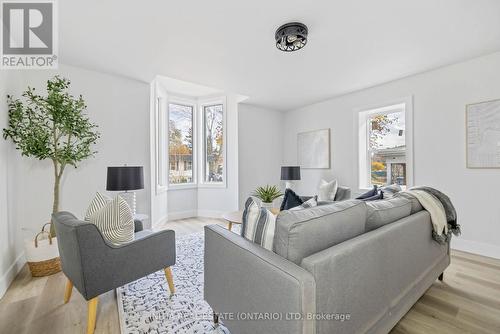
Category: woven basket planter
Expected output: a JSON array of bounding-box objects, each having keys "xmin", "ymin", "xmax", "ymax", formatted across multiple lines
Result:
[{"xmin": 25, "ymin": 223, "xmax": 61, "ymax": 277}]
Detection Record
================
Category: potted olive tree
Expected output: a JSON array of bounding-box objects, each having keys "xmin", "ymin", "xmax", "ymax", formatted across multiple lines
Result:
[{"xmin": 3, "ymin": 76, "xmax": 99, "ymax": 276}]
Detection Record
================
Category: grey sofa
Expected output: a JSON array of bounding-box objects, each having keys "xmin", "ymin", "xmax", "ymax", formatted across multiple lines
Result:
[
  {"xmin": 204, "ymin": 197, "xmax": 449, "ymax": 334},
  {"xmin": 52, "ymin": 211, "xmax": 176, "ymax": 334},
  {"xmin": 300, "ymin": 185, "xmax": 351, "ymax": 203}
]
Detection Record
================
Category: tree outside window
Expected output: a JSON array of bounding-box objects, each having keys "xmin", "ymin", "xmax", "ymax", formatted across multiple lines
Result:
[
  {"xmin": 168, "ymin": 103, "xmax": 193, "ymax": 184},
  {"xmin": 203, "ymin": 104, "xmax": 224, "ymax": 183}
]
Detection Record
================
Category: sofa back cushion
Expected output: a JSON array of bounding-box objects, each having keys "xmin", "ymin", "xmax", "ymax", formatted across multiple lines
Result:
[
  {"xmin": 394, "ymin": 191, "xmax": 424, "ymax": 214},
  {"xmin": 274, "ymin": 199, "xmax": 367, "ymax": 265},
  {"xmin": 365, "ymin": 197, "xmax": 412, "ymax": 232}
]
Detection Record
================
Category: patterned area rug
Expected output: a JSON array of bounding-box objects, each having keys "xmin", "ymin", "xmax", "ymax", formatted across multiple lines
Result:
[{"xmin": 117, "ymin": 231, "xmax": 232, "ymax": 334}]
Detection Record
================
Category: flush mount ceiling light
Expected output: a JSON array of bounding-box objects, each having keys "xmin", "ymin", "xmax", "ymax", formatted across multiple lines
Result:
[{"xmin": 275, "ymin": 22, "xmax": 308, "ymax": 52}]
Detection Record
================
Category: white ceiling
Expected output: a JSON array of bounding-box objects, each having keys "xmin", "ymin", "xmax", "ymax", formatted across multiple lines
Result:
[{"xmin": 59, "ymin": 0, "xmax": 500, "ymax": 111}]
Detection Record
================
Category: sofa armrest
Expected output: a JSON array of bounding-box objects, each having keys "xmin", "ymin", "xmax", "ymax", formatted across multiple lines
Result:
[
  {"xmin": 301, "ymin": 211, "xmax": 449, "ymax": 334},
  {"xmin": 204, "ymin": 225, "xmax": 316, "ymax": 334}
]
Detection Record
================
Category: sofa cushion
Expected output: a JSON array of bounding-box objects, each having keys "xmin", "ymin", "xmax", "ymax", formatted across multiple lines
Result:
[
  {"xmin": 365, "ymin": 197, "xmax": 412, "ymax": 232},
  {"xmin": 241, "ymin": 197, "xmax": 277, "ymax": 251},
  {"xmin": 334, "ymin": 186, "xmax": 351, "ymax": 201},
  {"xmin": 274, "ymin": 199, "xmax": 367, "ymax": 265},
  {"xmin": 280, "ymin": 188, "xmax": 304, "ymax": 210},
  {"xmin": 394, "ymin": 191, "xmax": 424, "ymax": 214}
]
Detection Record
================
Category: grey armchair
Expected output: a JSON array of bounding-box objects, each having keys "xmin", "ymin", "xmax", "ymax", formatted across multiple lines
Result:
[{"xmin": 52, "ymin": 211, "xmax": 176, "ymax": 334}]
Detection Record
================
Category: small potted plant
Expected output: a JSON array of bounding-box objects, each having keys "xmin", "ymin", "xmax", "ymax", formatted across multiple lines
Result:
[
  {"xmin": 253, "ymin": 185, "xmax": 283, "ymax": 209},
  {"xmin": 3, "ymin": 76, "xmax": 99, "ymax": 277}
]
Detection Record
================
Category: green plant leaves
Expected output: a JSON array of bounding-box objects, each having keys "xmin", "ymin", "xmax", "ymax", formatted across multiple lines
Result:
[
  {"xmin": 2, "ymin": 76, "xmax": 100, "ymax": 167},
  {"xmin": 252, "ymin": 184, "xmax": 283, "ymax": 203}
]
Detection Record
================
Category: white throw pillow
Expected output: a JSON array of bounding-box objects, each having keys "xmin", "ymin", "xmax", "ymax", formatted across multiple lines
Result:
[
  {"xmin": 318, "ymin": 179, "xmax": 338, "ymax": 201},
  {"xmin": 241, "ymin": 197, "xmax": 277, "ymax": 251},
  {"xmin": 85, "ymin": 192, "xmax": 134, "ymax": 245},
  {"xmin": 290, "ymin": 196, "xmax": 318, "ymax": 210}
]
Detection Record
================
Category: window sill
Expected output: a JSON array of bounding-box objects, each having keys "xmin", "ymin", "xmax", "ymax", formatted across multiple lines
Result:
[
  {"xmin": 168, "ymin": 184, "xmax": 198, "ymax": 191},
  {"xmin": 198, "ymin": 183, "xmax": 227, "ymax": 189}
]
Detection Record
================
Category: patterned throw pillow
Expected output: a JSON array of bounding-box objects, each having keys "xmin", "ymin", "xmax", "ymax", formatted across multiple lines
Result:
[
  {"xmin": 318, "ymin": 179, "xmax": 338, "ymax": 201},
  {"xmin": 85, "ymin": 193, "xmax": 134, "ymax": 245},
  {"xmin": 380, "ymin": 184, "xmax": 402, "ymax": 199},
  {"xmin": 241, "ymin": 197, "xmax": 277, "ymax": 251},
  {"xmin": 290, "ymin": 196, "xmax": 318, "ymax": 210}
]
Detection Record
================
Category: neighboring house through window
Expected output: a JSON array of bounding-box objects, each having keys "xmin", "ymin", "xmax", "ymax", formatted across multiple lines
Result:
[
  {"xmin": 164, "ymin": 97, "xmax": 226, "ymax": 189},
  {"xmin": 357, "ymin": 98, "xmax": 413, "ymax": 190},
  {"xmin": 168, "ymin": 103, "xmax": 194, "ymax": 185}
]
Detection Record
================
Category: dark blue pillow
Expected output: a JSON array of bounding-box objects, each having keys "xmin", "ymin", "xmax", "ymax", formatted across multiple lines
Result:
[
  {"xmin": 356, "ymin": 185, "xmax": 378, "ymax": 200},
  {"xmin": 280, "ymin": 188, "xmax": 304, "ymax": 210},
  {"xmin": 359, "ymin": 191, "xmax": 383, "ymax": 201}
]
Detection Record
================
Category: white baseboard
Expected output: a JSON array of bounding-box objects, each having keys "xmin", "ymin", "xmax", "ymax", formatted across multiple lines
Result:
[
  {"xmin": 0, "ymin": 252, "xmax": 26, "ymax": 299},
  {"xmin": 167, "ymin": 210, "xmax": 198, "ymax": 221},
  {"xmin": 451, "ymin": 238, "xmax": 500, "ymax": 259},
  {"xmin": 196, "ymin": 210, "xmax": 225, "ymax": 219}
]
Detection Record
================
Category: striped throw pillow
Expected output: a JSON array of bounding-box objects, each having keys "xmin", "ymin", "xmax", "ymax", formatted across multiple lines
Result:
[
  {"xmin": 85, "ymin": 193, "xmax": 134, "ymax": 245},
  {"xmin": 241, "ymin": 197, "xmax": 277, "ymax": 251},
  {"xmin": 290, "ymin": 196, "xmax": 318, "ymax": 210}
]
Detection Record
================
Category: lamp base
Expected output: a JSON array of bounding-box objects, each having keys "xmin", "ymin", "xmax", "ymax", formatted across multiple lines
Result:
[
  {"xmin": 285, "ymin": 181, "xmax": 296, "ymax": 190},
  {"xmin": 119, "ymin": 192, "xmax": 136, "ymax": 215}
]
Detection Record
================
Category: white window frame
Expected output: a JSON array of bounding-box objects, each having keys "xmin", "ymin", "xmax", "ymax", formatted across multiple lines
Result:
[
  {"xmin": 355, "ymin": 96, "xmax": 414, "ymax": 192},
  {"xmin": 167, "ymin": 96, "xmax": 197, "ymax": 190},
  {"xmin": 198, "ymin": 97, "xmax": 227, "ymax": 188},
  {"xmin": 153, "ymin": 87, "xmax": 168, "ymax": 195}
]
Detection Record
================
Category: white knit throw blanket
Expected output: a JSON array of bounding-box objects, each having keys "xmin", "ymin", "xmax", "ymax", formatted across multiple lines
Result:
[{"xmin": 405, "ymin": 190, "xmax": 448, "ymax": 236}]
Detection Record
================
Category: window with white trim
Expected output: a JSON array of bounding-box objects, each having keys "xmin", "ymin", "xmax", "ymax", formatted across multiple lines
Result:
[
  {"xmin": 202, "ymin": 103, "xmax": 225, "ymax": 184},
  {"xmin": 358, "ymin": 101, "xmax": 412, "ymax": 190},
  {"xmin": 168, "ymin": 102, "xmax": 195, "ymax": 185}
]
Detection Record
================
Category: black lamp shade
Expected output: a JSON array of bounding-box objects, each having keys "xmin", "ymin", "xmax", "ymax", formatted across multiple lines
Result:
[
  {"xmin": 281, "ymin": 166, "xmax": 301, "ymax": 181},
  {"xmin": 106, "ymin": 166, "xmax": 144, "ymax": 191}
]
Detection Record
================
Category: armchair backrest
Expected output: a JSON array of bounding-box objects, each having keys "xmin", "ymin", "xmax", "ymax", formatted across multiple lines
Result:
[{"xmin": 52, "ymin": 211, "xmax": 105, "ymax": 298}]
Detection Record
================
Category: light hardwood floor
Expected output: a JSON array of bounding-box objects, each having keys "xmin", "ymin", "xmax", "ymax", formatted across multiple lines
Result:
[{"xmin": 1, "ymin": 217, "xmax": 499, "ymax": 334}]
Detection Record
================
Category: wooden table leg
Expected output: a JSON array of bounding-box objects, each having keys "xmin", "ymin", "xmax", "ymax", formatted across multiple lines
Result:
[{"xmin": 227, "ymin": 222, "xmax": 233, "ymax": 231}]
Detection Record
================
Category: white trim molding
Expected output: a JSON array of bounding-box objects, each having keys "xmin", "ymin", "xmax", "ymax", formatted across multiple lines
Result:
[
  {"xmin": 198, "ymin": 97, "xmax": 228, "ymax": 188},
  {"xmin": 167, "ymin": 210, "xmax": 198, "ymax": 221},
  {"xmin": 0, "ymin": 252, "xmax": 26, "ymax": 298},
  {"xmin": 452, "ymin": 238, "xmax": 500, "ymax": 260},
  {"xmin": 196, "ymin": 209, "xmax": 224, "ymax": 219}
]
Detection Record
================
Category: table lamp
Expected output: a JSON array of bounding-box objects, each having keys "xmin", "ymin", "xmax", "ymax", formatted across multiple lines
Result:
[
  {"xmin": 106, "ymin": 166, "xmax": 144, "ymax": 215},
  {"xmin": 281, "ymin": 166, "xmax": 301, "ymax": 190}
]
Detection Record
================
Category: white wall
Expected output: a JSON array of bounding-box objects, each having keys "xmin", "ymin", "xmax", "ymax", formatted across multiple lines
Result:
[
  {"xmin": 197, "ymin": 94, "xmax": 241, "ymax": 217},
  {"xmin": 238, "ymin": 104, "xmax": 285, "ymax": 209},
  {"xmin": 283, "ymin": 51, "xmax": 500, "ymax": 259},
  {"xmin": 0, "ymin": 65, "xmax": 151, "ymax": 297},
  {"xmin": 0, "ymin": 72, "xmax": 27, "ymax": 298}
]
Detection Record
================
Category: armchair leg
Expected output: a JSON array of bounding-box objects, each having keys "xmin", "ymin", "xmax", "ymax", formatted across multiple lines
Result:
[
  {"xmin": 64, "ymin": 279, "xmax": 73, "ymax": 304},
  {"xmin": 164, "ymin": 267, "xmax": 175, "ymax": 295},
  {"xmin": 87, "ymin": 297, "xmax": 99, "ymax": 334}
]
